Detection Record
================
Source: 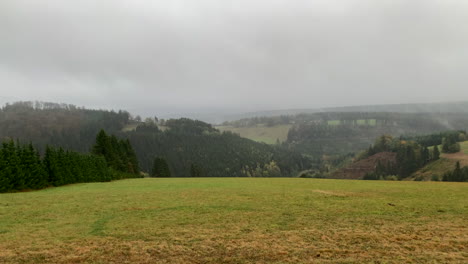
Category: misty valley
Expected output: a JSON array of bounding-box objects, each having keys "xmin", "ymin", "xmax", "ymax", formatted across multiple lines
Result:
[
  {"xmin": 2, "ymin": 0, "xmax": 468, "ymax": 262},
  {"xmin": 1, "ymin": 101, "xmax": 467, "ymax": 263}
]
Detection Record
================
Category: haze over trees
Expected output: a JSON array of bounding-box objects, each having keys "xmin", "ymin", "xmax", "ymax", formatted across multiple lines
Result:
[
  {"xmin": 125, "ymin": 118, "xmax": 308, "ymax": 177},
  {"xmin": 0, "ymin": 101, "xmax": 131, "ymax": 152},
  {"xmin": 0, "ymin": 102, "xmax": 309, "ymax": 178},
  {"xmin": 2, "ymin": 101, "xmax": 468, "ymax": 180}
]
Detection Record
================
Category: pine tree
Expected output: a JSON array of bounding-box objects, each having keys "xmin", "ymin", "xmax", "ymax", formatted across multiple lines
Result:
[
  {"xmin": 442, "ymin": 138, "xmax": 450, "ymax": 153},
  {"xmin": 190, "ymin": 163, "xmax": 203, "ymax": 177},
  {"xmin": 151, "ymin": 157, "xmax": 171, "ymax": 177},
  {"xmin": 122, "ymin": 139, "xmax": 139, "ymax": 174},
  {"xmin": 44, "ymin": 146, "xmax": 56, "ymax": 185},
  {"xmin": 8, "ymin": 141, "xmax": 24, "ymax": 191},
  {"xmin": 0, "ymin": 143, "xmax": 12, "ymax": 192},
  {"xmin": 421, "ymin": 146, "xmax": 430, "ymax": 165},
  {"xmin": 432, "ymin": 145, "xmax": 440, "ymax": 161},
  {"xmin": 453, "ymin": 161, "xmax": 462, "ymax": 182},
  {"xmin": 92, "ymin": 130, "xmax": 111, "ymax": 157},
  {"xmin": 19, "ymin": 143, "xmax": 38, "ymax": 189}
]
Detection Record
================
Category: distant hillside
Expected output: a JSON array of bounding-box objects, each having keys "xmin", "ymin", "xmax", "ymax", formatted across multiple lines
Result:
[
  {"xmin": 221, "ymin": 112, "xmax": 468, "ymax": 164},
  {"xmin": 219, "ymin": 101, "xmax": 468, "ymax": 124},
  {"xmin": 120, "ymin": 119, "xmax": 309, "ymax": 177},
  {"xmin": 0, "ymin": 101, "xmax": 310, "ymax": 177},
  {"xmin": 411, "ymin": 141, "xmax": 468, "ymax": 181},
  {"xmin": 0, "ymin": 101, "xmax": 131, "ymax": 152},
  {"xmin": 331, "ymin": 152, "xmax": 397, "ymax": 180},
  {"xmin": 332, "ymin": 132, "xmax": 467, "ymax": 181}
]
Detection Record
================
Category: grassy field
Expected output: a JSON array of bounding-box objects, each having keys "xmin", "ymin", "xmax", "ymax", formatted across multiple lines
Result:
[
  {"xmin": 460, "ymin": 141, "xmax": 468, "ymax": 154},
  {"xmin": 1, "ymin": 179, "xmax": 467, "ymax": 263},
  {"xmin": 216, "ymin": 125, "xmax": 292, "ymax": 144}
]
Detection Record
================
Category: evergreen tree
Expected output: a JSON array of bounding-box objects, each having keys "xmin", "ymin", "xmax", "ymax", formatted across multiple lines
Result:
[
  {"xmin": 421, "ymin": 146, "xmax": 430, "ymax": 166},
  {"xmin": 7, "ymin": 141, "xmax": 24, "ymax": 191},
  {"xmin": 190, "ymin": 163, "xmax": 203, "ymax": 177},
  {"xmin": 0, "ymin": 144, "xmax": 12, "ymax": 192},
  {"xmin": 92, "ymin": 130, "xmax": 139, "ymax": 175},
  {"xmin": 432, "ymin": 145, "xmax": 440, "ymax": 161},
  {"xmin": 151, "ymin": 157, "xmax": 171, "ymax": 177}
]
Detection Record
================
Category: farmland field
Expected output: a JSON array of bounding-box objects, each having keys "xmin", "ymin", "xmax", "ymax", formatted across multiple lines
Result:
[
  {"xmin": 0, "ymin": 178, "xmax": 467, "ymax": 263},
  {"xmin": 216, "ymin": 125, "xmax": 292, "ymax": 144}
]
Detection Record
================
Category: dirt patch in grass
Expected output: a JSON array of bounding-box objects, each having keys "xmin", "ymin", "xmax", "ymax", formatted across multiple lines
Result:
[{"xmin": 312, "ymin": 190, "xmax": 357, "ymax": 197}]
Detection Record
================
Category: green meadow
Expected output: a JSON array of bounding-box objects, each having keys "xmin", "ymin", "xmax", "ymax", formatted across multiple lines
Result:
[
  {"xmin": 217, "ymin": 125, "xmax": 292, "ymax": 144},
  {"xmin": 0, "ymin": 178, "xmax": 467, "ymax": 263}
]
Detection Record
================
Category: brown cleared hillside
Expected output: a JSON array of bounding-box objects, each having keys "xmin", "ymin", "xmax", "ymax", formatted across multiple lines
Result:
[{"xmin": 331, "ymin": 152, "xmax": 396, "ymax": 180}]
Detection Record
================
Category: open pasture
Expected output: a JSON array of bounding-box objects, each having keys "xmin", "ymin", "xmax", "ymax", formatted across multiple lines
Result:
[{"xmin": 0, "ymin": 178, "xmax": 467, "ymax": 263}]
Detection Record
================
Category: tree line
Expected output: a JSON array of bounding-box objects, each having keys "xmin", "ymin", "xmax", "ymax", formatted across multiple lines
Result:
[{"xmin": 0, "ymin": 131, "xmax": 141, "ymax": 193}]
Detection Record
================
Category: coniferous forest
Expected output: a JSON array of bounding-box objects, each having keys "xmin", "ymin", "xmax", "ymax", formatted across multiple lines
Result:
[{"xmin": 0, "ymin": 130, "xmax": 141, "ymax": 193}]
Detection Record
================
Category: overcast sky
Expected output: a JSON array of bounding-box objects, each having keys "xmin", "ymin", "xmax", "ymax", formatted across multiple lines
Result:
[{"xmin": 1, "ymin": 0, "xmax": 468, "ymax": 116}]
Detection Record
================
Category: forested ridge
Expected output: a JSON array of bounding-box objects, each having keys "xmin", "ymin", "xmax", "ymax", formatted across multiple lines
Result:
[
  {"xmin": 0, "ymin": 101, "xmax": 132, "ymax": 152},
  {"xmin": 287, "ymin": 113, "xmax": 468, "ymax": 158},
  {"xmin": 0, "ymin": 102, "xmax": 310, "ymax": 177}
]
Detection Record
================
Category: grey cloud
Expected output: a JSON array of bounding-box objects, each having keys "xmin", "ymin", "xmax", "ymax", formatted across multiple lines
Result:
[{"xmin": 1, "ymin": 0, "xmax": 468, "ymax": 116}]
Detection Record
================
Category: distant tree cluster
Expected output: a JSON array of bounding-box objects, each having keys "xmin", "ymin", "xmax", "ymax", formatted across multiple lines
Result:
[
  {"xmin": 443, "ymin": 162, "xmax": 468, "ymax": 182},
  {"xmin": 401, "ymin": 130, "xmax": 466, "ymax": 148},
  {"xmin": 441, "ymin": 135, "xmax": 462, "ymax": 154},
  {"xmin": 241, "ymin": 161, "xmax": 282, "ymax": 177},
  {"xmin": 92, "ymin": 130, "xmax": 139, "ymax": 175}
]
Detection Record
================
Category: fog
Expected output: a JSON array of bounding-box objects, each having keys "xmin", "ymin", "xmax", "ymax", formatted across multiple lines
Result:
[{"xmin": 1, "ymin": 0, "xmax": 468, "ymax": 118}]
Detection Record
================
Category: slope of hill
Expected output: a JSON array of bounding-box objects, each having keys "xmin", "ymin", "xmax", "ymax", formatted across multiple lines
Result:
[
  {"xmin": 411, "ymin": 141, "xmax": 468, "ymax": 181},
  {"xmin": 222, "ymin": 112, "xmax": 468, "ymax": 159},
  {"xmin": 123, "ymin": 120, "xmax": 309, "ymax": 177},
  {"xmin": 0, "ymin": 101, "xmax": 131, "ymax": 152},
  {"xmin": 331, "ymin": 152, "xmax": 397, "ymax": 180},
  {"xmin": 218, "ymin": 101, "xmax": 468, "ymax": 123}
]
